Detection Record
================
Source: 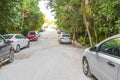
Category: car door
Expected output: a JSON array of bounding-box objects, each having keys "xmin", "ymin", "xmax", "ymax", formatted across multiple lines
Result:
[
  {"xmin": 19, "ymin": 34, "xmax": 28, "ymax": 47},
  {"xmin": 94, "ymin": 38, "xmax": 120, "ymax": 80},
  {"xmin": 15, "ymin": 34, "xmax": 24, "ymax": 48},
  {"xmin": 117, "ymin": 66, "xmax": 120, "ymax": 80},
  {"xmin": 0, "ymin": 36, "xmax": 10, "ymax": 62}
]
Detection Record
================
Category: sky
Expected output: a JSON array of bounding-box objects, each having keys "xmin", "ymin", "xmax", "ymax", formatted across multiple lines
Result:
[{"xmin": 39, "ymin": 0, "xmax": 55, "ymax": 21}]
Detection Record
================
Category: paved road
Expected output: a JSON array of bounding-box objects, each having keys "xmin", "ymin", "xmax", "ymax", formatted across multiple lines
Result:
[{"xmin": 0, "ymin": 28, "xmax": 97, "ymax": 80}]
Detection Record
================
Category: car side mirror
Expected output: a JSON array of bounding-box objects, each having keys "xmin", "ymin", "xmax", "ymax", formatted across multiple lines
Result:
[{"xmin": 89, "ymin": 46, "xmax": 97, "ymax": 52}]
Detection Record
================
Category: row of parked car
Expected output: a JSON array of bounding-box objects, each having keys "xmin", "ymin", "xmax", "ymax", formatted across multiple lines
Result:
[{"xmin": 0, "ymin": 30, "xmax": 41, "ymax": 65}]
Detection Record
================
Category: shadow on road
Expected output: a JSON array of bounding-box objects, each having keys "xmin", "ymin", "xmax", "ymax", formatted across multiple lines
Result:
[
  {"xmin": 90, "ymin": 75, "xmax": 98, "ymax": 80},
  {"xmin": 0, "ymin": 62, "xmax": 10, "ymax": 69}
]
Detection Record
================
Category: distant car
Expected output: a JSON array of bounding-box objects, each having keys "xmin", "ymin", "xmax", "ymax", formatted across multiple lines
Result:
[
  {"xmin": 57, "ymin": 30, "xmax": 62, "ymax": 34},
  {"xmin": 39, "ymin": 29, "xmax": 45, "ymax": 32},
  {"xmin": 51, "ymin": 26, "xmax": 57, "ymax": 29},
  {"xmin": 58, "ymin": 33, "xmax": 72, "ymax": 44},
  {"xmin": 3, "ymin": 34, "xmax": 30, "ymax": 52},
  {"xmin": 82, "ymin": 34, "xmax": 120, "ymax": 80},
  {"xmin": 26, "ymin": 31, "xmax": 40, "ymax": 41},
  {"xmin": 0, "ymin": 35, "xmax": 14, "ymax": 64}
]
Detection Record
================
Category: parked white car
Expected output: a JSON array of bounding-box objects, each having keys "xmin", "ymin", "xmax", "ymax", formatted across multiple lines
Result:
[
  {"xmin": 58, "ymin": 33, "xmax": 72, "ymax": 44},
  {"xmin": 82, "ymin": 34, "xmax": 120, "ymax": 80},
  {"xmin": 3, "ymin": 34, "xmax": 30, "ymax": 52}
]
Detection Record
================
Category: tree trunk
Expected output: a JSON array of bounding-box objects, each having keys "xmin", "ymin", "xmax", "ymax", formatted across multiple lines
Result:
[
  {"xmin": 72, "ymin": 26, "xmax": 76, "ymax": 46},
  {"xmin": 13, "ymin": 25, "xmax": 16, "ymax": 33},
  {"xmin": 94, "ymin": 23, "xmax": 98, "ymax": 44},
  {"xmin": 81, "ymin": 0, "xmax": 93, "ymax": 47},
  {"xmin": 83, "ymin": 14, "xmax": 93, "ymax": 46}
]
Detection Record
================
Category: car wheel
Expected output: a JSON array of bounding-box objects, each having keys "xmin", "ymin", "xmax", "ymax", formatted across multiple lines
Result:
[
  {"xmin": 16, "ymin": 45, "xmax": 20, "ymax": 53},
  {"xmin": 59, "ymin": 41, "xmax": 62, "ymax": 44},
  {"xmin": 83, "ymin": 58, "xmax": 92, "ymax": 77},
  {"xmin": 59, "ymin": 40, "xmax": 62, "ymax": 44},
  {"xmin": 26, "ymin": 41, "xmax": 30, "ymax": 48},
  {"xmin": 35, "ymin": 38, "xmax": 38, "ymax": 41},
  {"xmin": 8, "ymin": 49, "xmax": 14, "ymax": 63}
]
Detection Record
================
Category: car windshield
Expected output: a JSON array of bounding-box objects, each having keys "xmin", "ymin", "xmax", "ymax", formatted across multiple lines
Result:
[
  {"xmin": 3, "ymin": 35, "xmax": 13, "ymax": 39},
  {"xmin": 29, "ymin": 32, "xmax": 35, "ymax": 35}
]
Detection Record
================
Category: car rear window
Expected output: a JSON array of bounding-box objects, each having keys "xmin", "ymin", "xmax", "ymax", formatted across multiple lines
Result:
[
  {"xmin": 3, "ymin": 35, "xmax": 13, "ymax": 39},
  {"xmin": 62, "ymin": 34, "xmax": 70, "ymax": 37}
]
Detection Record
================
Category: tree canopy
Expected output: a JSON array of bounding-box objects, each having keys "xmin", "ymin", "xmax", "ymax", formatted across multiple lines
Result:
[
  {"xmin": 0, "ymin": 0, "xmax": 44, "ymax": 35},
  {"xmin": 49, "ymin": 0, "xmax": 120, "ymax": 47},
  {"xmin": 1, "ymin": 0, "xmax": 120, "ymax": 47}
]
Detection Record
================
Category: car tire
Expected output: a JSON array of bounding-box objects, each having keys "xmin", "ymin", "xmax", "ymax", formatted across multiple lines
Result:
[
  {"xmin": 8, "ymin": 49, "xmax": 14, "ymax": 63},
  {"xmin": 35, "ymin": 38, "xmax": 38, "ymax": 41},
  {"xmin": 59, "ymin": 41, "xmax": 62, "ymax": 44},
  {"xmin": 58, "ymin": 40, "xmax": 62, "ymax": 44},
  {"xmin": 16, "ymin": 45, "xmax": 20, "ymax": 53},
  {"xmin": 26, "ymin": 41, "xmax": 30, "ymax": 48},
  {"xmin": 83, "ymin": 58, "xmax": 92, "ymax": 77}
]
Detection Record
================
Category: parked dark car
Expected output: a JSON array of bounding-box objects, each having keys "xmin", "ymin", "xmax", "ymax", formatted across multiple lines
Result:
[
  {"xmin": 39, "ymin": 29, "xmax": 45, "ymax": 32},
  {"xmin": 0, "ymin": 35, "xmax": 14, "ymax": 64}
]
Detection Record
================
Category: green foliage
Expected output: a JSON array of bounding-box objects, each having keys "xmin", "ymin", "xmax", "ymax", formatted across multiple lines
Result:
[
  {"xmin": 0, "ymin": 0, "xmax": 44, "ymax": 35},
  {"xmin": 49, "ymin": 0, "xmax": 83, "ymax": 39},
  {"xmin": 0, "ymin": 0, "xmax": 21, "ymax": 34},
  {"xmin": 49, "ymin": 0, "xmax": 120, "ymax": 47},
  {"xmin": 91, "ymin": 0, "xmax": 120, "ymax": 41},
  {"xmin": 78, "ymin": 36, "xmax": 85, "ymax": 46},
  {"xmin": 21, "ymin": 0, "xmax": 44, "ymax": 35}
]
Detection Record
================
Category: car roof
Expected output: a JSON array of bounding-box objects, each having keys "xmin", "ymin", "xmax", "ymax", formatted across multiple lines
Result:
[
  {"xmin": 3, "ymin": 34, "xmax": 21, "ymax": 36},
  {"xmin": 28, "ymin": 31, "xmax": 38, "ymax": 32},
  {"xmin": 3, "ymin": 34, "xmax": 23, "ymax": 38},
  {"xmin": 96, "ymin": 34, "xmax": 120, "ymax": 46},
  {"xmin": 28, "ymin": 31, "xmax": 38, "ymax": 33}
]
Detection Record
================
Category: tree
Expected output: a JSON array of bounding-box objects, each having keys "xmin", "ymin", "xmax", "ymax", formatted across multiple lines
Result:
[
  {"xmin": 49, "ymin": 0, "xmax": 84, "ymax": 46},
  {"xmin": 49, "ymin": 0, "xmax": 120, "ymax": 47},
  {"xmin": 0, "ymin": 0, "xmax": 44, "ymax": 35},
  {"xmin": 81, "ymin": 0, "xmax": 93, "ymax": 46},
  {"xmin": 0, "ymin": 0, "xmax": 21, "ymax": 34}
]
